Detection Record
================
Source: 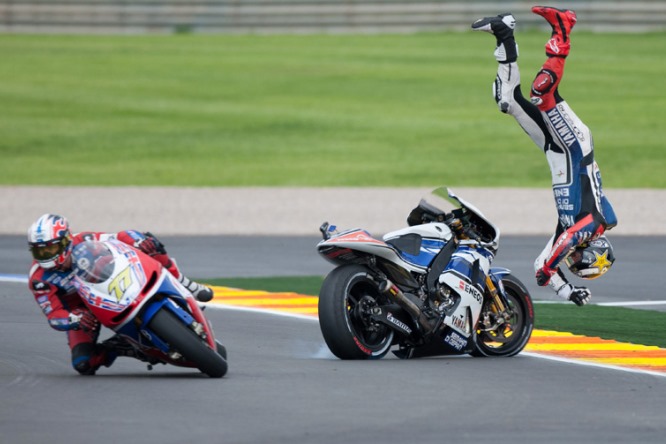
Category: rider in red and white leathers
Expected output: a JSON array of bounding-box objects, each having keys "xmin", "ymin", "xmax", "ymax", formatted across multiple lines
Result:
[
  {"xmin": 472, "ymin": 7, "xmax": 617, "ymax": 305},
  {"xmin": 28, "ymin": 213, "xmax": 214, "ymax": 375}
]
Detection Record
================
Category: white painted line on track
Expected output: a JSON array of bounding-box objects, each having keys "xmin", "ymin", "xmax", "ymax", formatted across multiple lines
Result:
[
  {"xmin": 533, "ymin": 300, "xmax": 666, "ymax": 306},
  {"xmin": 208, "ymin": 303, "xmax": 666, "ymax": 378},
  {"xmin": 0, "ymin": 275, "xmax": 29, "ymax": 284},
  {"xmin": 4, "ymin": 274, "xmax": 666, "ymax": 377},
  {"xmin": 205, "ymin": 303, "xmax": 318, "ymax": 322},
  {"xmin": 521, "ymin": 352, "xmax": 666, "ymax": 379},
  {"xmin": 4, "ymin": 274, "xmax": 665, "ymax": 308},
  {"xmin": 596, "ymin": 301, "xmax": 666, "ymax": 306}
]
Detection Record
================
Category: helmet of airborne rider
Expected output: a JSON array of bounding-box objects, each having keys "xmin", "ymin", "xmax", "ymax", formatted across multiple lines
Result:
[
  {"xmin": 564, "ymin": 235, "xmax": 615, "ymax": 280},
  {"xmin": 28, "ymin": 214, "xmax": 74, "ymax": 270}
]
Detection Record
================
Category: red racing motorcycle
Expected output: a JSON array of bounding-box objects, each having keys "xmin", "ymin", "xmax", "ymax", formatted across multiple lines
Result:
[{"xmin": 71, "ymin": 240, "xmax": 228, "ymax": 377}]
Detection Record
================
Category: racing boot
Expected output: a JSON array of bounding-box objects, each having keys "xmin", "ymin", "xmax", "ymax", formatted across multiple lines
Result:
[
  {"xmin": 471, "ymin": 13, "xmax": 518, "ymax": 63},
  {"xmin": 529, "ymin": 7, "xmax": 575, "ymax": 109},
  {"xmin": 178, "ymin": 274, "xmax": 214, "ymax": 302},
  {"xmin": 556, "ymin": 283, "xmax": 592, "ymax": 306},
  {"xmin": 532, "ymin": 6, "xmax": 577, "ymax": 57},
  {"xmin": 72, "ymin": 343, "xmax": 114, "ymax": 375}
]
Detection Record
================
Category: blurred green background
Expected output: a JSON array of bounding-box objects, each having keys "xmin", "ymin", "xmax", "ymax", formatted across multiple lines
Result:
[{"xmin": 1, "ymin": 31, "xmax": 664, "ymax": 188}]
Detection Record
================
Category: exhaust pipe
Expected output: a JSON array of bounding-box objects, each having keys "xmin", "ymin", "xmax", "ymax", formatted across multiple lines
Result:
[{"xmin": 379, "ymin": 279, "xmax": 431, "ymax": 333}]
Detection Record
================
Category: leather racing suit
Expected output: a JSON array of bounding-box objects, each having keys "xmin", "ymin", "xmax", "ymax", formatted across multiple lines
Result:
[
  {"xmin": 492, "ymin": 42, "xmax": 617, "ymax": 294},
  {"xmin": 28, "ymin": 230, "xmax": 182, "ymax": 375}
]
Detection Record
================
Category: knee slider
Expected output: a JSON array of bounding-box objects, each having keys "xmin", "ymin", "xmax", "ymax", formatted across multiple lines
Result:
[
  {"xmin": 73, "ymin": 360, "xmax": 96, "ymax": 375},
  {"xmin": 531, "ymin": 69, "xmax": 558, "ymax": 97},
  {"xmin": 72, "ymin": 343, "xmax": 97, "ymax": 375}
]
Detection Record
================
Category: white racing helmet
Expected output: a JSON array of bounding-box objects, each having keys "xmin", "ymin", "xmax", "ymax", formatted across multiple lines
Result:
[
  {"xmin": 28, "ymin": 214, "xmax": 73, "ymax": 269},
  {"xmin": 564, "ymin": 235, "xmax": 615, "ymax": 280}
]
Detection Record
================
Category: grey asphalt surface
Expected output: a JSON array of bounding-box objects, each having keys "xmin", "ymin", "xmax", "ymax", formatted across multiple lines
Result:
[
  {"xmin": 4, "ymin": 234, "xmax": 665, "ymax": 308},
  {"xmin": 2, "ymin": 235, "xmax": 666, "ymax": 444},
  {"xmin": 0, "ymin": 232, "xmax": 666, "ymax": 444}
]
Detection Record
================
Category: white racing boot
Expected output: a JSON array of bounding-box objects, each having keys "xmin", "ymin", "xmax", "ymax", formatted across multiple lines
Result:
[{"xmin": 178, "ymin": 275, "xmax": 214, "ymax": 302}]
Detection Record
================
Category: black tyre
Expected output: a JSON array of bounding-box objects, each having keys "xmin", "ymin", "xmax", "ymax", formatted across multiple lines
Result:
[
  {"xmin": 471, "ymin": 274, "xmax": 534, "ymax": 357},
  {"xmin": 318, "ymin": 265, "xmax": 394, "ymax": 360},
  {"xmin": 216, "ymin": 340, "xmax": 227, "ymax": 360},
  {"xmin": 149, "ymin": 308, "xmax": 228, "ymax": 378}
]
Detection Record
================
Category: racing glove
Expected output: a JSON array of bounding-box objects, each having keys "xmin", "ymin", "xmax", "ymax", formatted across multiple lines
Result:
[
  {"xmin": 69, "ymin": 308, "xmax": 100, "ymax": 331},
  {"xmin": 134, "ymin": 233, "xmax": 163, "ymax": 256},
  {"xmin": 556, "ymin": 284, "xmax": 592, "ymax": 307}
]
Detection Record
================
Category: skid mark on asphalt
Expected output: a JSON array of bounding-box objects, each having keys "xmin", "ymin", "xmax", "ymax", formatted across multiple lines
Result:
[{"xmin": 210, "ymin": 286, "xmax": 666, "ymax": 376}]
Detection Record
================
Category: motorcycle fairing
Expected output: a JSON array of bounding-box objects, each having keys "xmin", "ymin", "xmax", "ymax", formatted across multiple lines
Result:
[
  {"xmin": 383, "ymin": 222, "xmax": 453, "ymax": 269},
  {"xmin": 318, "ymin": 229, "xmax": 427, "ymax": 273},
  {"xmin": 384, "ymin": 222, "xmax": 452, "ymax": 243},
  {"xmin": 73, "ymin": 241, "xmax": 162, "ymax": 326},
  {"xmin": 71, "ymin": 240, "xmax": 222, "ymax": 370},
  {"xmin": 442, "ymin": 328, "xmax": 469, "ymax": 352},
  {"xmin": 443, "ymin": 246, "xmax": 493, "ymax": 288},
  {"xmin": 439, "ymin": 271, "xmax": 483, "ymax": 338},
  {"xmin": 395, "ymin": 325, "xmax": 474, "ymax": 359},
  {"xmin": 434, "ymin": 246, "xmax": 493, "ymax": 339},
  {"xmin": 387, "ymin": 236, "xmax": 447, "ymax": 268}
]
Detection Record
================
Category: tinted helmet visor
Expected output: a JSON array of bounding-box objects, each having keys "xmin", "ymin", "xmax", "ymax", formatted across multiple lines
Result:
[{"xmin": 30, "ymin": 237, "xmax": 70, "ymax": 261}]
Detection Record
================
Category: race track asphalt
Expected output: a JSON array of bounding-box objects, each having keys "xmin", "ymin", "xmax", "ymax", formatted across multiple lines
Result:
[{"xmin": 1, "ymin": 235, "xmax": 665, "ymax": 444}]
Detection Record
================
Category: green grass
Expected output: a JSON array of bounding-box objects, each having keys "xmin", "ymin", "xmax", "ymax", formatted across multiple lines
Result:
[
  {"xmin": 205, "ymin": 275, "xmax": 666, "ymax": 348},
  {"xmin": 534, "ymin": 304, "xmax": 666, "ymax": 348},
  {"xmin": 1, "ymin": 32, "xmax": 665, "ymax": 187},
  {"xmin": 207, "ymin": 275, "xmax": 325, "ymax": 296}
]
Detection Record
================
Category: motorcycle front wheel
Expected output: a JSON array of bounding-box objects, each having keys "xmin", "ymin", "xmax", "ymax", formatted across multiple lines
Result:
[
  {"xmin": 471, "ymin": 274, "xmax": 534, "ymax": 357},
  {"xmin": 149, "ymin": 308, "xmax": 228, "ymax": 378},
  {"xmin": 318, "ymin": 264, "xmax": 394, "ymax": 360}
]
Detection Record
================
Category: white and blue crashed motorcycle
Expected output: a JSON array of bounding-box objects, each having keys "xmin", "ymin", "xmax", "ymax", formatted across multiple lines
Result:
[{"xmin": 317, "ymin": 187, "xmax": 534, "ymax": 359}]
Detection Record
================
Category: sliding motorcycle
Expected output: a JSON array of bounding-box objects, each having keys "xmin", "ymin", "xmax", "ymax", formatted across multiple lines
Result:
[
  {"xmin": 71, "ymin": 239, "xmax": 228, "ymax": 377},
  {"xmin": 317, "ymin": 187, "xmax": 533, "ymax": 360}
]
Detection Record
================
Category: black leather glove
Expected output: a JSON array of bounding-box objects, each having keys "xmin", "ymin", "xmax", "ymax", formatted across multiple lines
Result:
[{"xmin": 136, "ymin": 232, "xmax": 166, "ymax": 256}]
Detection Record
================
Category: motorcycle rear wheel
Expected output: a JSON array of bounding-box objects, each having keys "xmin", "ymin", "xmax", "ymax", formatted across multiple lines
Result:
[
  {"xmin": 149, "ymin": 308, "xmax": 228, "ymax": 378},
  {"xmin": 471, "ymin": 274, "xmax": 534, "ymax": 357},
  {"xmin": 318, "ymin": 265, "xmax": 394, "ymax": 360}
]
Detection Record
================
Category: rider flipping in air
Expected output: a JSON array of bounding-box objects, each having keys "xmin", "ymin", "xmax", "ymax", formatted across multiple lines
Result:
[
  {"xmin": 27, "ymin": 213, "xmax": 215, "ymax": 375},
  {"xmin": 471, "ymin": 7, "xmax": 617, "ymax": 305}
]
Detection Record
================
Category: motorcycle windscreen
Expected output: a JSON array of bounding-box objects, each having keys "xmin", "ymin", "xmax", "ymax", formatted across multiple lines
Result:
[
  {"xmin": 72, "ymin": 240, "xmax": 147, "ymax": 312},
  {"xmin": 424, "ymin": 187, "xmax": 500, "ymax": 245},
  {"xmin": 72, "ymin": 241, "xmax": 115, "ymax": 284}
]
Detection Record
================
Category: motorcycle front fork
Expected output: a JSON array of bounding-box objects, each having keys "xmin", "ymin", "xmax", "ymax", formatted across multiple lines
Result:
[{"xmin": 480, "ymin": 276, "xmax": 513, "ymax": 331}]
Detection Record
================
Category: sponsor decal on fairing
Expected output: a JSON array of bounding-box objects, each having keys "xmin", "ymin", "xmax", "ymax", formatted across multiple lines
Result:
[
  {"xmin": 450, "ymin": 315, "xmax": 467, "ymax": 332},
  {"xmin": 443, "ymin": 330, "xmax": 468, "ymax": 352},
  {"xmin": 326, "ymin": 230, "xmax": 385, "ymax": 245},
  {"xmin": 457, "ymin": 280, "xmax": 483, "ymax": 304}
]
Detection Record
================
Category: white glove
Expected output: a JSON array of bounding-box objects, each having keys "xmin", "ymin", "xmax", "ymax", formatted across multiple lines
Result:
[{"xmin": 556, "ymin": 284, "xmax": 591, "ymax": 306}]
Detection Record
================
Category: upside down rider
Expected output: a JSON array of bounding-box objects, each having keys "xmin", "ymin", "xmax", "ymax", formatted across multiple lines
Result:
[{"xmin": 471, "ymin": 6, "xmax": 618, "ymax": 305}]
